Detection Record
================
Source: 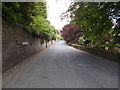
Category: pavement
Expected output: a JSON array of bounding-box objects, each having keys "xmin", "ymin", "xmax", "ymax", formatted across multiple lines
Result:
[{"xmin": 3, "ymin": 41, "xmax": 118, "ymax": 88}]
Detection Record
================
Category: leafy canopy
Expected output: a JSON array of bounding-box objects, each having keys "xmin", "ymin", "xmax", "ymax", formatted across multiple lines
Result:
[
  {"xmin": 61, "ymin": 2, "xmax": 120, "ymax": 48},
  {"xmin": 2, "ymin": 2, "xmax": 57, "ymax": 41}
]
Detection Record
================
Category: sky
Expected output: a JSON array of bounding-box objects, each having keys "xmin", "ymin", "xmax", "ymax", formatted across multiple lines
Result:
[{"xmin": 46, "ymin": 0, "xmax": 72, "ymax": 30}]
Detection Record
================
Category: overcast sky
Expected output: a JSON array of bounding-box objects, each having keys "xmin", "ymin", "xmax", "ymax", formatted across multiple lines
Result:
[{"xmin": 47, "ymin": 0, "xmax": 72, "ymax": 30}]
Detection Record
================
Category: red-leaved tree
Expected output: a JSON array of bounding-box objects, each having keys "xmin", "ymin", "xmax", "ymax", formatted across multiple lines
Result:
[{"xmin": 61, "ymin": 23, "xmax": 83, "ymax": 43}]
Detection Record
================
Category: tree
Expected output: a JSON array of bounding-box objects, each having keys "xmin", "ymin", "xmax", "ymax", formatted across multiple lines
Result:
[
  {"xmin": 61, "ymin": 2, "xmax": 120, "ymax": 48},
  {"xmin": 2, "ymin": 2, "xmax": 57, "ymax": 43},
  {"xmin": 61, "ymin": 23, "xmax": 83, "ymax": 43}
]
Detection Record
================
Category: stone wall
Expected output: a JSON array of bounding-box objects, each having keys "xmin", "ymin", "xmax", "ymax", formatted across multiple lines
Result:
[
  {"xmin": 69, "ymin": 43, "xmax": 120, "ymax": 62},
  {"xmin": 2, "ymin": 22, "xmax": 53, "ymax": 72}
]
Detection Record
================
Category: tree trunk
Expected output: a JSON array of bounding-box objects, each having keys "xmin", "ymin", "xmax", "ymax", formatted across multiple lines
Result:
[{"xmin": 46, "ymin": 41, "xmax": 47, "ymax": 48}]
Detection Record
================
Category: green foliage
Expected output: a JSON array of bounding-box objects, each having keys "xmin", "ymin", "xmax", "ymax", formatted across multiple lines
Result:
[
  {"xmin": 62, "ymin": 2, "xmax": 120, "ymax": 48},
  {"xmin": 3, "ymin": 2, "xmax": 37, "ymax": 25},
  {"xmin": 28, "ymin": 15, "xmax": 57, "ymax": 41},
  {"xmin": 78, "ymin": 36, "xmax": 85, "ymax": 45},
  {"xmin": 2, "ymin": 2, "xmax": 57, "ymax": 42},
  {"xmin": 56, "ymin": 34, "xmax": 63, "ymax": 40}
]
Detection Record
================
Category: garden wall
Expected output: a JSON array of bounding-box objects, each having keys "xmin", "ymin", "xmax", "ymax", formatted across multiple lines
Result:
[
  {"xmin": 2, "ymin": 21, "xmax": 53, "ymax": 72},
  {"xmin": 70, "ymin": 44, "xmax": 120, "ymax": 62}
]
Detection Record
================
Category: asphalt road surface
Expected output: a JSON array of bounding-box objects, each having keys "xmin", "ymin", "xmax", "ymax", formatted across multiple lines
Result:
[{"xmin": 3, "ymin": 41, "xmax": 118, "ymax": 88}]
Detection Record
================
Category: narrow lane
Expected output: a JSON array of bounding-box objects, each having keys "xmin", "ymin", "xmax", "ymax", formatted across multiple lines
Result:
[{"xmin": 3, "ymin": 41, "xmax": 118, "ymax": 88}]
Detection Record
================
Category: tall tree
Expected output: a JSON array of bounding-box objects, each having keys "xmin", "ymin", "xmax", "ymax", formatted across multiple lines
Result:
[
  {"xmin": 61, "ymin": 2, "xmax": 120, "ymax": 48},
  {"xmin": 2, "ymin": 2, "xmax": 57, "ymax": 42}
]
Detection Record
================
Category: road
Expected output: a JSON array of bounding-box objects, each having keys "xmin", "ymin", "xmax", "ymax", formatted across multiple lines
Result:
[{"xmin": 3, "ymin": 41, "xmax": 118, "ymax": 88}]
